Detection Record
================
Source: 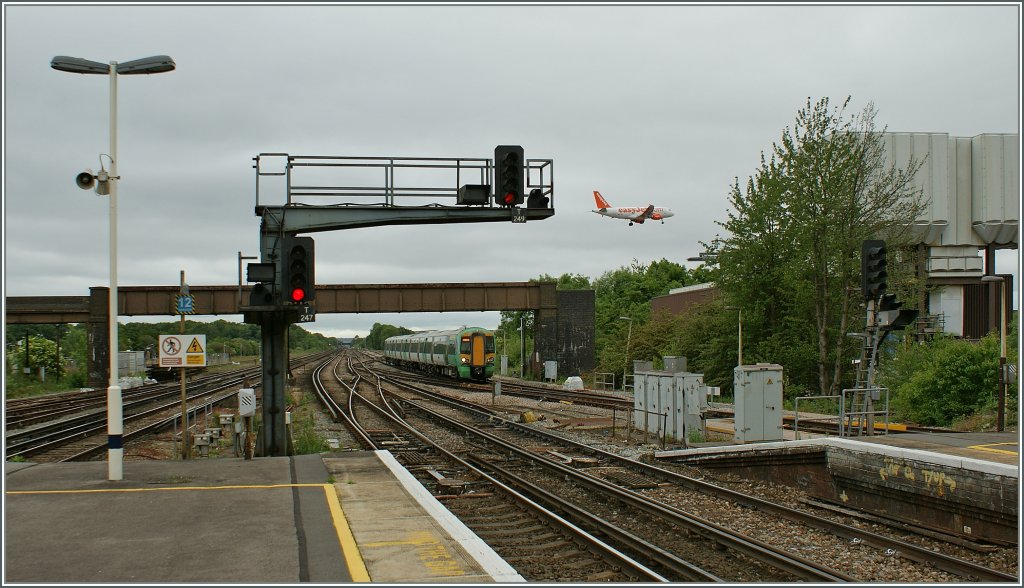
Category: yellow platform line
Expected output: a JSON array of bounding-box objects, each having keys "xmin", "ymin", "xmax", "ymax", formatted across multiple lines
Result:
[
  {"xmin": 7, "ymin": 483, "xmax": 371, "ymax": 582},
  {"xmin": 323, "ymin": 484, "xmax": 371, "ymax": 582},
  {"xmin": 967, "ymin": 443, "xmax": 1019, "ymax": 456}
]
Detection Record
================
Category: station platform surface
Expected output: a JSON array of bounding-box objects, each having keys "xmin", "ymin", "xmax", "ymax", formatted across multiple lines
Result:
[
  {"xmin": 4, "ymin": 450, "xmax": 523, "ymax": 584},
  {"xmin": 700, "ymin": 417, "xmax": 1019, "ymax": 469}
]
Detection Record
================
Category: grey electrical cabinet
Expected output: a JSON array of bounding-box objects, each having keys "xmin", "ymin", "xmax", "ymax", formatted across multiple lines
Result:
[
  {"xmin": 733, "ymin": 364, "xmax": 784, "ymax": 443},
  {"xmin": 633, "ymin": 370, "xmax": 705, "ymax": 442}
]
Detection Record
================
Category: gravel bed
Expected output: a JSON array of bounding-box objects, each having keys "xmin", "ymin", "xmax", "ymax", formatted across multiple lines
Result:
[{"xmin": 368, "ymin": 376, "xmax": 1019, "ymax": 583}]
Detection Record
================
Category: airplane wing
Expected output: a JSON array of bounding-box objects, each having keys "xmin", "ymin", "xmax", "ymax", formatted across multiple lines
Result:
[{"xmin": 632, "ymin": 204, "xmax": 655, "ymax": 222}]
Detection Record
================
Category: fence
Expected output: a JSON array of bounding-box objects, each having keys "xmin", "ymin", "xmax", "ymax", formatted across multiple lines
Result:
[{"xmin": 793, "ymin": 387, "xmax": 890, "ymax": 439}]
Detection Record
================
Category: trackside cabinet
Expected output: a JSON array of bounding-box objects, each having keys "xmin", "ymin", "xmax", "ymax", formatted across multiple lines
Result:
[
  {"xmin": 733, "ymin": 364, "xmax": 784, "ymax": 443},
  {"xmin": 633, "ymin": 370, "xmax": 705, "ymax": 442}
]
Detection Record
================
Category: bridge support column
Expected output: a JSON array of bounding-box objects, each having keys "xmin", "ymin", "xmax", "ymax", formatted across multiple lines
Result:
[
  {"xmin": 555, "ymin": 290, "xmax": 596, "ymax": 376},
  {"xmin": 534, "ymin": 307, "xmax": 557, "ymax": 378},
  {"xmin": 87, "ymin": 287, "xmax": 110, "ymax": 388}
]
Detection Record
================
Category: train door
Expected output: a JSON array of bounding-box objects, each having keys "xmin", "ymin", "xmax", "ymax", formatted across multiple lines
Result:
[{"xmin": 470, "ymin": 333, "xmax": 486, "ymax": 367}]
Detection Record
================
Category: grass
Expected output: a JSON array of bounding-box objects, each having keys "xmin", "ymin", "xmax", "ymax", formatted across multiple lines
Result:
[
  {"xmin": 292, "ymin": 413, "xmax": 328, "ymax": 455},
  {"xmin": 687, "ymin": 428, "xmax": 706, "ymax": 445},
  {"xmin": 3, "ymin": 373, "xmax": 87, "ymax": 400}
]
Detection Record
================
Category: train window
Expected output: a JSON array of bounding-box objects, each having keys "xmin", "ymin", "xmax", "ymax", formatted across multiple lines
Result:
[
  {"xmin": 460, "ymin": 337, "xmax": 470, "ymax": 354},
  {"xmin": 447, "ymin": 338, "xmax": 456, "ymax": 356},
  {"xmin": 485, "ymin": 335, "xmax": 495, "ymax": 353}
]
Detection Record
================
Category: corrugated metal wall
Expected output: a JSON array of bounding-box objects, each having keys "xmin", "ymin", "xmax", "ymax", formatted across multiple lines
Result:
[{"xmin": 962, "ymin": 275, "xmax": 1014, "ymax": 340}]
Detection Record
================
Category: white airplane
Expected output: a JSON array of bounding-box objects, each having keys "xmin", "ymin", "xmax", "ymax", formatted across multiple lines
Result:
[{"xmin": 591, "ymin": 190, "xmax": 674, "ymax": 226}]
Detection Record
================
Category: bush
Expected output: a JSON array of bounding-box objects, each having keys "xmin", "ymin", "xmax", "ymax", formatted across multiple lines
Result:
[{"xmin": 879, "ymin": 334, "xmax": 1003, "ymax": 427}]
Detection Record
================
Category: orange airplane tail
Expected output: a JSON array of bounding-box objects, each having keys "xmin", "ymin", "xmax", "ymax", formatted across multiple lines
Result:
[{"xmin": 593, "ymin": 190, "xmax": 611, "ymax": 209}]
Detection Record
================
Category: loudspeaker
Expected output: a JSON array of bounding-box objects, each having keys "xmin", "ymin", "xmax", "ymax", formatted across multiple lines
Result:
[{"xmin": 75, "ymin": 171, "xmax": 95, "ymax": 190}]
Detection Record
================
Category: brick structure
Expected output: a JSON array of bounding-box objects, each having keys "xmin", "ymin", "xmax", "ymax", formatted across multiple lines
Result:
[
  {"xmin": 550, "ymin": 289, "xmax": 595, "ymax": 377},
  {"xmin": 651, "ymin": 283, "xmax": 720, "ymax": 318}
]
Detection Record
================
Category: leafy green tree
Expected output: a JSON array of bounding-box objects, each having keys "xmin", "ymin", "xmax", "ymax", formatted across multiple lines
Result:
[
  {"xmin": 5, "ymin": 335, "xmax": 61, "ymax": 374},
  {"xmin": 363, "ymin": 323, "xmax": 413, "ymax": 350},
  {"xmin": 588, "ymin": 259, "xmax": 705, "ymax": 381},
  {"xmin": 708, "ymin": 96, "xmax": 927, "ymax": 396},
  {"xmin": 288, "ymin": 324, "xmax": 337, "ymax": 352}
]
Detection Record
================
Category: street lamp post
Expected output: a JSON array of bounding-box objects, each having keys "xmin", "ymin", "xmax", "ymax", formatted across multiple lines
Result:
[
  {"xmin": 982, "ymin": 275, "xmax": 1007, "ymax": 432},
  {"xmin": 725, "ymin": 306, "xmax": 743, "ymax": 367},
  {"xmin": 52, "ymin": 55, "xmax": 175, "ymax": 481},
  {"xmin": 619, "ymin": 316, "xmax": 633, "ymax": 390}
]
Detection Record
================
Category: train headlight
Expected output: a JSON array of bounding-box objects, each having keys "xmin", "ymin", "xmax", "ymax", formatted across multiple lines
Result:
[{"xmin": 461, "ymin": 357, "xmax": 468, "ymax": 364}]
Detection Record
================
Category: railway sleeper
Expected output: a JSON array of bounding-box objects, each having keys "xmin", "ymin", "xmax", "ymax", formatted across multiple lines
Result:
[
  {"xmin": 527, "ymin": 539, "xmax": 572, "ymax": 551},
  {"xmin": 471, "ymin": 522, "xmax": 549, "ymax": 534},
  {"xmin": 597, "ymin": 469, "xmax": 661, "ymax": 490},
  {"xmin": 451, "ymin": 511, "xmax": 526, "ymax": 524}
]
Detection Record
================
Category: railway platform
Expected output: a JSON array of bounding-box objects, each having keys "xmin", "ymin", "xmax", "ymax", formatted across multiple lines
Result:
[
  {"xmin": 703, "ymin": 415, "xmax": 1019, "ymax": 466},
  {"xmin": 3, "ymin": 450, "xmax": 522, "ymax": 584},
  {"xmin": 659, "ymin": 423, "xmax": 1018, "ymax": 545}
]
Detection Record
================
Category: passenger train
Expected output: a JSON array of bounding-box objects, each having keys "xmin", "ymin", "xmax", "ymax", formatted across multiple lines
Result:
[{"xmin": 383, "ymin": 327, "xmax": 495, "ymax": 380}]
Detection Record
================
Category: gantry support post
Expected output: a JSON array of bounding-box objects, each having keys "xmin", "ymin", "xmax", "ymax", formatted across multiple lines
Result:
[{"xmin": 246, "ymin": 309, "xmax": 294, "ymax": 457}]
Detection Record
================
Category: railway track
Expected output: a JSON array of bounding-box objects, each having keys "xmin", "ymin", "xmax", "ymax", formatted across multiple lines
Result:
[
  {"xmin": 311, "ymin": 353, "xmax": 668, "ymax": 582},
  {"xmin": 377, "ymin": 363, "xmax": 633, "ymax": 411},
  {"xmin": 338, "ymin": 352, "xmax": 1017, "ymax": 583},
  {"xmin": 5, "ymin": 351, "xmax": 335, "ymax": 461},
  {"xmin": 338, "ymin": 356, "xmax": 851, "ymax": 582}
]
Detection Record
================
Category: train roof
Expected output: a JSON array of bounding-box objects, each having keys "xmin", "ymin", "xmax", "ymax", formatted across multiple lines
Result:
[{"xmin": 384, "ymin": 327, "xmax": 492, "ymax": 342}]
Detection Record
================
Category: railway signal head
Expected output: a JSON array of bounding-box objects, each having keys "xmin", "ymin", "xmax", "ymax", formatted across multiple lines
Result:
[
  {"xmin": 494, "ymin": 145, "xmax": 524, "ymax": 207},
  {"xmin": 527, "ymin": 188, "xmax": 549, "ymax": 209},
  {"xmin": 861, "ymin": 239, "xmax": 887, "ymax": 300},
  {"xmin": 281, "ymin": 236, "xmax": 315, "ymax": 304},
  {"xmin": 879, "ymin": 293, "xmax": 901, "ymax": 311},
  {"xmin": 877, "ymin": 292, "xmax": 917, "ymax": 332}
]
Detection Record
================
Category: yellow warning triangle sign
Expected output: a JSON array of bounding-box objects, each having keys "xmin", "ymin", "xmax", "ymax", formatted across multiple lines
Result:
[{"xmin": 187, "ymin": 337, "xmax": 205, "ymax": 353}]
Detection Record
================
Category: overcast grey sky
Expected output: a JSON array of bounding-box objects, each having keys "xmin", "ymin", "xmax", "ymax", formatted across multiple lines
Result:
[{"xmin": 3, "ymin": 3, "xmax": 1021, "ymax": 340}]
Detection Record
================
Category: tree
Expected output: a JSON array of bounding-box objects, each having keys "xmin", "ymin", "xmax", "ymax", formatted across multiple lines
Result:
[
  {"xmin": 363, "ymin": 323, "xmax": 413, "ymax": 350},
  {"xmin": 589, "ymin": 259, "xmax": 704, "ymax": 380},
  {"xmin": 6, "ymin": 335, "xmax": 62, "ymax": 374},
  {"xmin": 710, "ymin": 96, "xmax": 926, "ymax": 396}
]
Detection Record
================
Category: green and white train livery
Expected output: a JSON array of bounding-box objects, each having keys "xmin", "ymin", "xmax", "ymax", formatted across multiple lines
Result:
[{"xmin": 383, "ymin": 327, "xmax": 495, "ymax": 380}]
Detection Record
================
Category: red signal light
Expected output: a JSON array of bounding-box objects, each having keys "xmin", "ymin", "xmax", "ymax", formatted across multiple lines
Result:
[
  {"xmin": 290, "ymin": 287, "xmax": 305, "ymax": 302},
  {"xmin": 504, "ymin": 192, "xmax": 515, "ymax": 204}
]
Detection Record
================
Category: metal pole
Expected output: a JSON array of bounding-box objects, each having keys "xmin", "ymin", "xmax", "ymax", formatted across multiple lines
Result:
[
  {"xmin": 737, "ymin": 309, "xmax": 743, "ymax": 367},
  {"xmin": 106, "ymin": 61, "xmax": 123, "ymax": 481},
  {"xmin": 998, "ymin": 278, "xmax": 1007, "ymax": 432},
  {"xmin": 520, "ymin": 315, "xmax": 525, "ymax": 379},
  {"xmin": 625, "ymin": 320, "xmax": 632, "ymax": 387},
  {"xmin": 238, "ymin": 251, "xmax": 244, "ymax": 308},
  {"xmin": 180, "ymin": 270, "xmax": 190, "ymax": 460},
  {"xmin": 55, "ymin": 325, "xmax": 62, "ymax": 381}
]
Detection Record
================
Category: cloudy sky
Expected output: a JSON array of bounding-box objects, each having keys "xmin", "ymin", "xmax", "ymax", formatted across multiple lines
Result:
[{"xmin": 3, "ymin": 3, "xmax": 1020, "ymax": 340}]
